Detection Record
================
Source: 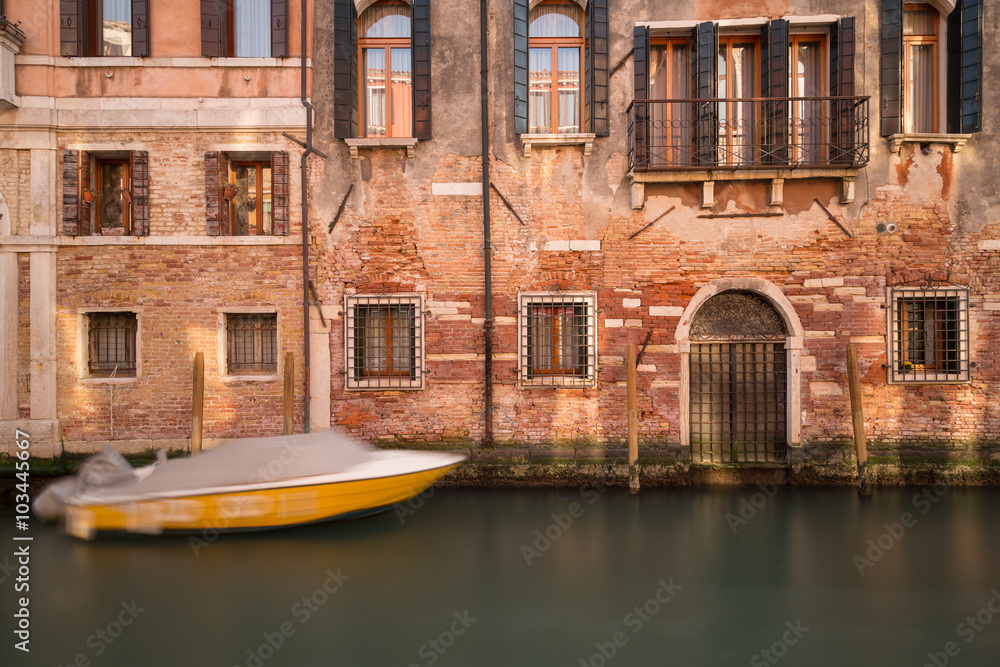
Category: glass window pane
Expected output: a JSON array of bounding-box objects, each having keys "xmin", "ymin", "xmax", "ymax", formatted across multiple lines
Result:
[
  {"xmin": 362, "ymin": 5, "xmax": 411, "ymax": 38},
  {"xmin": 261, "ymin": 166, "xmax": 272, "ymax": 235},
  {"xmin": 102, "ymin": 0, "xmax": 132, "ymax": 56},
  {"xmin": 100, "ymin": 163, "xmax": 125, "ymax": 230},
  {"xmin": 365, "ymin": 49, "xmax": 387, "ymax": 137},
  {"xmin": 904, "ymin": 9, "xmax": 937, "ymax": 36},
  {"xmin": 529, "ymin": 5, "xmax": 581, "ymax": 38},
  {"xmin": 529, "ymin": 48, "xmax": 553, "ymax": 133},
  {"xmin": 907, "ymin": 44, "xmax": 934, "ymax": 133},
  {"xmin": 235, "ymin": 0, "xmax": 271, "ymax": 58},
  {"xmin": 232, "ymin": 165, "xmax": 255, "ymax": 235},
  {"xmin": 557, "ymin": 47, "xmax": 580, "ymax": 133},
  {"xmin": 391, "ymin": 48, "xmax": 413, "ymax": 138}
]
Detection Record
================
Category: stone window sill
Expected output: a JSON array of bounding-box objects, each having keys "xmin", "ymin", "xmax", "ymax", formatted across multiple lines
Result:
[
  {"xmin": 79, "ymin": 377, "xmax": 138, "ymax": 385},
  {"xmin": 886, "ymin": 133, "xmax": 973, "ymax": 154},
  {"xmin": 519, "ymin": 133, "xmax": 596, "ymax": 158},
  {"xmin": 345, "ymin": 137, "xmax": 418, "ymax": 159},
  {"xmin": 16, "ymin": 56, "xmax": 309, "ymax": 69},
  {"xmin": 221, "ymin": 374, "xmax": 279, "ymax": 383}
]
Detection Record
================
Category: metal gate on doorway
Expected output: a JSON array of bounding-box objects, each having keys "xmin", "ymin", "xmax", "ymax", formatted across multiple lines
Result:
[{"xmin": 689, "ymin": 291, "xmax": 788, "ymax": 463}]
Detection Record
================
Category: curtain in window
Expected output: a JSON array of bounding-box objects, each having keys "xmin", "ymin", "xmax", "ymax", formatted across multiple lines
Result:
[
  {"xmin": 359, "ymin": 307, "xmax": 412, "ymax": 377},
  {"xmin": 907, "ymin": 45, "xmax": 934, "ymax": 132},
  {"xmin": 235, "ymin": 0, "xmax": 272, "ymax": 58},
  {"xmin": 529, "ymin": 5, "xmax": 581, "ymax": 38},
  {"xmin": 529, "ymin": 48, "xmax": 553, "ymax": 132},
  {"xmin": 530, "ymin": 306, "xmax": 580, "ymax": 374},
  {"xmin": 649, "ymin": 44, "xmax": 691, "ymax": 166},
  {"xmin": 794, "ymin": 42, "xmax": 823, "ymax": 163},
  {"xmin": 557, "ymin": 47, "xmax": 580, "ymax": 133},
  {"xmin": 361, "ymin": 4, "xmax": 411, "ymax": 38},
  {"xmin": 102, "ymin": 0, "xmax": 132, "ymax": 56},
  {"xmin": 365, "ymin": 49, "xmax": 387, "ymax": 136}
]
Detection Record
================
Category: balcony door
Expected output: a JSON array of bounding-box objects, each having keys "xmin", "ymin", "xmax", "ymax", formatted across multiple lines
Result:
[
  {"xmin": 789, "ymin": 36, "xmax": 827, "ymax": 164},
  {"xmin": 717, "ymin": 38, "xmax": 756, "ymax": 166},
  {"xmin": 649, "ymin": 40, "xmax": 691, "ymax": 166}
]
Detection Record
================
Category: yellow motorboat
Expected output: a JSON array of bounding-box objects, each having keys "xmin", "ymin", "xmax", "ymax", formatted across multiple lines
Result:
[{"xmin": 34, "ymin": 431, "xmax": 466, "ymax": 539}]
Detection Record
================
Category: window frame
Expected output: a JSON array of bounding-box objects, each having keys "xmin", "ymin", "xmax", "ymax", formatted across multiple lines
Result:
[
  {"xmin": 78, "ymin": 309, "xmax": 141, "ymax": 383},
  {"xmin": 228, "ymin": 160, "xmax": 273, "ymax": 236},
  {"xmin": 887, "ymin": 286, "xmax": 970, "ymax": 384},
  {"xmin": 217, "ymin": 308, "xmax": 281, "ymax": 380},
  {"xmin": 527, "ymin": 1, "xmax": 585, "ymax": 135},
  {"xmin": 518, "ymin": 292, "xmax": 597, "ymax": 388},
  {"xmin": 225, "ymin": 313, "xmax": 279, "ymax": 376},
  {"xmin": 345, "ymin": 294, "xmax": 425, "ymax": 390},
  {"xmin": 357, "ymin": 1, "xmax": 413, "ymax": 139},
  {"xmin": 90, "ymin": 0, "xmax": 133, "ymax": 57},
  {"xmin": 788, "ymin": 33, "xmax": 830, "ymax": 164},
  {"xmin": 716, "ymin": 35, "xmax": 760, "ymax": 166},
  {"xmin": 94, "ymin": 157, "xmax": 132, "ymax": 235}
]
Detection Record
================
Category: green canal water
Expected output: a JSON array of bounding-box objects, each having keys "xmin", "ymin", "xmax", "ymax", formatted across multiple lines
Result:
[{"xmin": 3, "ymin": 486, "xmax": 1000, "ymax": 667}]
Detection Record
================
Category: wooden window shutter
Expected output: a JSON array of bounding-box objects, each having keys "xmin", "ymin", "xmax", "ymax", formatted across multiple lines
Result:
[
  {"xmin": 61, "ymin": 0, "xmax": 91, "ymax": 57},
  {"xmin": 130, "ymin": 151, "xmax": 150, "ymax": 236},
  {"xmin": 62, "ymin": 150, "xmax": 80, "ymax": 236},
  {"xmin": 333, "ymin": 0, "xmax": 358, "ymax": 139},
  {"xmin": 411, "ymin": 0, "xmax": 432, "ymax": 140},
  {"xmin": 132, "ymin": 0, "xmax": 150, "ymax": 57},
  {"xmin": 201, "ymin": 0, "xmax": 227, "ymax": 58},
  {"xmin": 584, "ymin": 0, "xmax": 609, "ymax": 137},
  {"xmin": 760, "ymin": 19, "xmax": 789, "ymax": 164},
  {"xmin": 204, "ymin": 151, "xmax": 229, "ymax": 236},
  {"xmin": 947, "ymin": 0, "xmax": 982, "ymax": 134},
  {"xmin": 831, "ymin": 17, "xmax": 856, "ymax": 165},
  {"xmin": 271, "ymin": 151, "xmax": 290, "ymax": 236},
  {"xmin": 692, "ymin": 21, "xmax": 718, "ymax": 166},
  {"xmin": 632, "ymin": 25, "xmax": 649, "ymax": 167},
  {"xmin": 272, "ymin": 0, "xmax": 289, "ymax": 58},
  {"xmin": 880, "ymin": 0, "xmax": 903, "ymax": 137},
  {"xmin": 513, "ymin": 0, "xmax": 529, "ymax": 135}
]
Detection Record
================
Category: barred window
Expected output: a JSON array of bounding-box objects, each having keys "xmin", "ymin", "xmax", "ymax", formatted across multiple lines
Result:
[
  {"xmin": 889, "ymin": 288, "xmax": 969, "ymax": 383},
  {"xmin": 88, "ymin": 312, "xmax": 137, "ymax": 377},
  {"xmin": 226, "ymin": 314, "xmax": 278, "ymax": 375},
  {"xmin": 346, "ymin": 295, "xmax": 424, "ymax": 390},
  {"xmin": 519, "ymin": 293, "xmax": 596, "ymax": 386}
]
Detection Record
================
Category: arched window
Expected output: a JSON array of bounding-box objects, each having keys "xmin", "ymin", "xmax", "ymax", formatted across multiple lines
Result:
[
  {"xmin": 359, "ymin": 2, "xmax": 413, "ymax": 138},
  {"xmin": 528, "ymin": 2, "xmax": 584, "ymax": 134}
]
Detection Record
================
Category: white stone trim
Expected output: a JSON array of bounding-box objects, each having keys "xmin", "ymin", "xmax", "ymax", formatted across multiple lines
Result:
[
  {"xmin": 518, "ymin": 292, "xmax": 598, "ymax": 389},
  {"xmin": 519, "ymin": 133, "xmax": 595, "ymax": 158},
  {"xmin": 431, "ymin": 183, "xmax": 482, "ymax": 196},
  {"xmin": 76, "ymin": 308, "xmax": 143, "ymax": 383},
  {"xmin": 344, "ymin": 294, "xmax": 424, "ymax": 391},
  {"xmin": 15, "ymin": 56, "xmax": 310, "ymax": 68},
  {"xmin": 216, "ymin": 308, "xmax": 281, "ymax": 381},
  {"xmin": 675, "ymin": 278, "xmax": 804, "ymax": 454}
]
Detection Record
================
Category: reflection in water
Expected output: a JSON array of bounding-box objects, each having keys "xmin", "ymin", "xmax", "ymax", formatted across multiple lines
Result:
[{"xmin": 5, "ymin": 488, "xmax": 1000, "ymax": 666}]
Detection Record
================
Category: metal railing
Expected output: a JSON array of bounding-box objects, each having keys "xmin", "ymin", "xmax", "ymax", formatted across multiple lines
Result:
[{"xmin": 627, "ymin": 96, "xmax": 870, "ymax": 171}]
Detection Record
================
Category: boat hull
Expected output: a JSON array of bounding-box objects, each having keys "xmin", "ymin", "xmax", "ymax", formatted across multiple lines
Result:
[{"xmin": 64, "ymin": 463, "xmax": 460, "ymax": 539}]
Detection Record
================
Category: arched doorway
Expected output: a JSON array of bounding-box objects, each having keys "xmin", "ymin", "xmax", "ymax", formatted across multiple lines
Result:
[{"xmin": 687, "ymin": 291, "xmax": 788, "ymax": 462}]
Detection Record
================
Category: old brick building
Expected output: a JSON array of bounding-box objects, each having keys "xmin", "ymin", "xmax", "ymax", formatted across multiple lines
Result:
[{"xmin": 2, "ymin": 0, "xmax": 997, "ymax": 482}]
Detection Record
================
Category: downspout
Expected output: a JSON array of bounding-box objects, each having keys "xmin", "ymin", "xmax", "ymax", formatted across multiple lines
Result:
[
  {"xmin": 300, "ymin": 0, "xmax": 313, "ymax": 432},
  {"xmin": 480, "ymin": 0, "xmax": 493, "ymax": 445}
]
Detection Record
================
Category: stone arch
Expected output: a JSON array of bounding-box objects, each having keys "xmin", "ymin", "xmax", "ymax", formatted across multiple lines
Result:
[
  {"xmin": 355, "ymin": 0, "xmax": 410, "ymax": 18},
  {"xmin": 529, "ymin": 0, "xmax": 587, "ymax": 10},
  {"xmin": 675, "ymin": 278, "xmax": 803, "ymax": 454}
]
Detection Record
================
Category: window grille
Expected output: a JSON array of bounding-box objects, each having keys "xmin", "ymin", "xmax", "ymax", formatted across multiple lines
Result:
[
  {"xmin": 88, "ymin": 312, "xmax": 137, "ymax": 377},
  {"xmin": 346, "ymin": 295, "xmax": 423, "ymax": 389},
  {"xmin": 519, "ymin": 293, "xmax": 596, "ymax": 386},
  {"xmin": 226, "ymin": 314, "xmax": 278, "ymax": 374},
  {"xmin": 889, "ymin": 287, "xmax": 969, "ymax": 383}
]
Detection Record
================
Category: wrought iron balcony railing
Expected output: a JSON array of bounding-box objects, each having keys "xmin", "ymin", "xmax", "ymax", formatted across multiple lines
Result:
[{"xmin": 627, "ymin": 97, "xmax": 870, "ymax": 172}]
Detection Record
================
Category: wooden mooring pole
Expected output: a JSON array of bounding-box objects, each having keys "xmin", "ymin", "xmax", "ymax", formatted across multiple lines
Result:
[
  {"xmin": 283, "ymin": 352, "xmax": 295, "ymax": 435},
  {"xmin": 191, "ymin": 351, "xmax": 204, "ymax": 454},
  {"xmin": 846, "ymin": 344, "xmax": 871, "ymax": 496},
  {"xmin": 627, "ymin": 344, "xmax": 640, "ymax": 494}
]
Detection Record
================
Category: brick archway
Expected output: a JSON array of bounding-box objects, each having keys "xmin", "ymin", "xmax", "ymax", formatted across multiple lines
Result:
[{"xmin": 675, "ymin": 278, "xmax": 803, "ymax": 458}]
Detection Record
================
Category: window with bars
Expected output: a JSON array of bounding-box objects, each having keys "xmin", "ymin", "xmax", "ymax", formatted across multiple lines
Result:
[
  {"xmin": 889, "ymin": 287, "xmax": 969, "ymax": 383},
  {"xmin": 87, "ymin": 312, "xmax": 137, "ymax": 377},
  {"xmin": 345, "ymin": 295, "xmax": 423, "ymax": 389},
  {"xmin": 519, "ymin": 293, "xmax": 596, "ymax": 386},
  {"xmin": 226, "ymin": 313, "xmax": 278, "ymax": 375}
]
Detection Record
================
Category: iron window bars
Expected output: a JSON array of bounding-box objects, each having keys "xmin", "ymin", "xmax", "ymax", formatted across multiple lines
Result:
[
  {"xmin": 888, "ymin": 287, "xmax": 969, "ymax": 383},
  {"xmin": 88, "ymin": 312, "xmax": 137, "ymax": 377},
  {"xmin": 345, "ymin": 295, "xmax": 424, "ymax": 390},
  {"xmin": 519, "ymin": 293, "xmax": 597, "ymax": 387},
  {"xmin": 226, "ymin": 313, "xmax": 278, "ymax": 375}
]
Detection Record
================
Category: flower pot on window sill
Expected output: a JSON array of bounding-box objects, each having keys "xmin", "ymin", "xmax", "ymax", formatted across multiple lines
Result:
[
  {"xmin": 82, "ymin": 190, "xmax": 95, "ymax": 203},
  {"xmin": 101, "ymin": 227, "xmax": 126, "ymax": 236},
  {"xmin": 223, "ymin": 184, "xmax": 237, "ymax": 201}
]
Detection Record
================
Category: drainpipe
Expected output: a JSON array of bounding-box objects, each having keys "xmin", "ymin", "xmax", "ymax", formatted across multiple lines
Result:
[
  {"xmin": 480, "ymin": 0, "xmax": 493, "ymax": 445},
  {"xmin": 300, "ymin": 0, "xmax": 313, "ymax": 432}
]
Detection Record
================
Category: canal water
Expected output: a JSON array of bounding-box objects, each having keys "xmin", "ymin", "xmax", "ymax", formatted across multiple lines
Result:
[{"xmin": 3, "ymin": 486, "xmax": 1000, "ymax": 666}]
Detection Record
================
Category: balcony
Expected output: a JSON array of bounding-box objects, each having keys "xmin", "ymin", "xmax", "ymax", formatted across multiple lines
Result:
[{"xmin": 625, "ymin": 97, "xmax": 870, "ymax": 208}]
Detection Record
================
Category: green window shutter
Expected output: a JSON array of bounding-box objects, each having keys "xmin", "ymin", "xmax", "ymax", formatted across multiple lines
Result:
[
  {"xmin": 412, "ymin": 0, "xmax": 432, "ymax": 140},
  {"xmin": 333, "ymin": 0, "xmax": 358, "ymax": 139},
  {"xmin": 880, "ymin": 0, "xmax": 903, "ymax": 137},
  {"xmin": 513, "ymin": 0, "xmax": 529, "ymax": 135},
  {"xmin": 585, "ymin": 0, "xmax": 609, "ymax": 136},
  {"xmin": 947, "ymin": 0, "xmax": 982, "ymax": 133}
]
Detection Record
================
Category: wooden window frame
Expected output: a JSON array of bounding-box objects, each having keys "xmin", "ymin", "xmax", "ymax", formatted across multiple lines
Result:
[
  {"xmin": 358, "ymin": 2, "xmax": 412, "ymax": 139},
  {"xmin": 89, "ymin": 0, "xmax": 132, "ymax": 57},
  {"xmin": 225, "ymin": 312, "xmax": 278, "ymax": 376},
  {"xmin": 225, "ymin": 0, "xmax": 273, "ymax": 58},
  {"xmin": 902, "ymin": 4, "xmax": 941, "ymax": 134},
  {"xmin": 788, "ymin": 33, "xmax": 829, "ymax": 164},
  {"xmin": 345, "ymin": 294, "xmax": 424, "ymax": 390},
  {"xmin": 95, "ymin": 157, "xmax": 132, "ymax": 235},
  {"xmin": 528, "ymin": 1, "xmax": 585, "ymax": 135},
  {"xmin": 717, "ymin": 36, "xmax": 759, "ymax": 166},
  {"xmin": 228, "ymin": 160, "xmax": 272, "ymax": 236}
]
